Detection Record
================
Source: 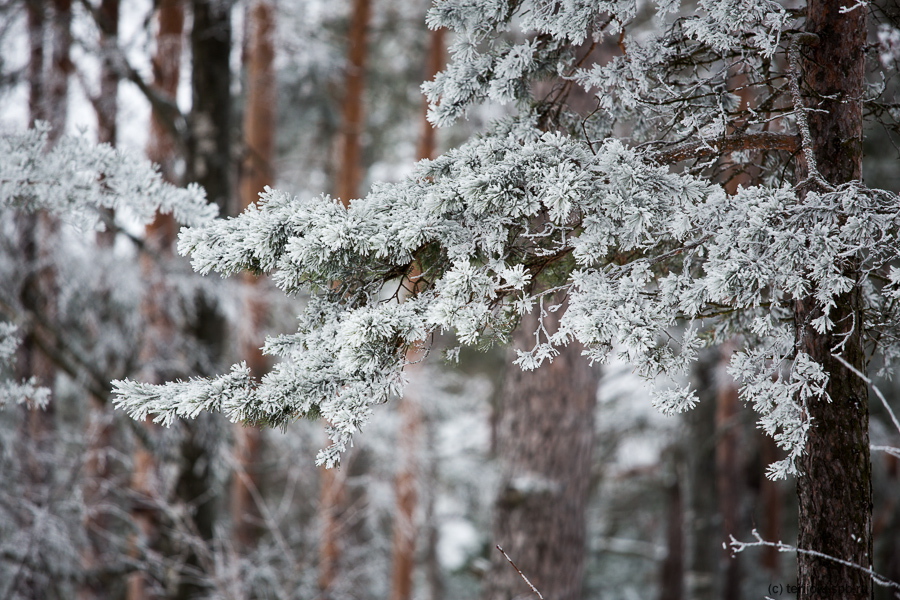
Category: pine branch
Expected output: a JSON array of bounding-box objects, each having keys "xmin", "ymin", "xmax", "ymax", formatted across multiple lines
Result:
[{"xmin": 652, "ymin": 132, "xmax": 800, "ymax": 164}]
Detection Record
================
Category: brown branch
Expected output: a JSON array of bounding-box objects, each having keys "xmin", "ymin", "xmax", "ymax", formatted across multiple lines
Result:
[
  {"xmin": 652, "ymin": 131, "xmax": 800, "ymax": 165},
  {"xmin": 495, "ymin": 545, "xmax": 545, "ymax": 600}
]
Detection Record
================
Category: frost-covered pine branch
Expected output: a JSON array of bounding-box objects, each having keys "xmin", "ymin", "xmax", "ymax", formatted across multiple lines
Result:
[
  {"xmin": 0, "ymin": 122, "xmax": 216, "ymax": 231},
  {"xmin": 0, "ymin": 323, "xmax": 50, "ymax": 409},
  {"xmin": 110, "ymin": 0, "xmax": 900, "ymax": 478}
]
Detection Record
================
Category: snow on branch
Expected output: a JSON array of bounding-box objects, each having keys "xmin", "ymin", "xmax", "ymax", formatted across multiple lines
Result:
[
  {"xmin": 111, "ymin": 0, "xmax": 900, "ymax": 472},
  {"xmin": 0, "ymin": 123, "xmax": 216, "ymax": 231},
  {"xmin": 0, "ymin": 323, "xmax": 50, "ymax": 410},
  {"xmin": 730, "ymin": 530, "xmax": 900, "ymax": 592},
  {"xmin": 114, "ymin": 114, "xmax": 900, "ymax": 468}
]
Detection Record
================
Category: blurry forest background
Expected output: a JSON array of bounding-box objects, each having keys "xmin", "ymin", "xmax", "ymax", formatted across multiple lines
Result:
[{"xmin": 0, "ymin": 1, "xmax": 898, "ymax": 599}]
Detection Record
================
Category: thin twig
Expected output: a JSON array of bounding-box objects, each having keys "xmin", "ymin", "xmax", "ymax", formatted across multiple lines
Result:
[
  {"xmin": 831, "ymin": 352, "xmax": 900, "ymax": 436},
  {"xmin": 495, "ymin": 545, "xmax": 545, "ymax": 600},
  {"xmin": 730, "ymin": 529, "xmax": 900, "ymax": 591}
]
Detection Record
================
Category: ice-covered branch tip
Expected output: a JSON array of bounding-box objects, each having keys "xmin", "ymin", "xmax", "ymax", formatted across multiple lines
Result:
[
  {"xmin": 730, "ymin": 530, "xmax": 900, "ymax": 591},
  {"xmin": 0, "ymin": 123, "xmax": 216, "ymax": 231}
]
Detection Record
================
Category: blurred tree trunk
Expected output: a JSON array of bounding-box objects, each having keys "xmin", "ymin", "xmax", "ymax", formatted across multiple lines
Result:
[
  {"xmin": 318, "ymin": 0, "xmax": 371, "ymax": 596},
  {"xmin": 231, "ymin": 0, "xmax": 276, "ymax": 551},
  {"xmin": 12, "ymin": 1, "xmax": 68, "ymax": 595},
  {"xmin": 874, "ymin": 452, "xmax": 900, "ymax": 600},
  {"xmin": 333, "ymin": 0, "xmax": 370, "ymax": 204},
  {"xmin": 166, "ymin": 3, "xmax": 236, "ymax": 597},
  {"xmin": 684, "ymin": 351, "xmax": 721, "ymax": 600},
  {"xmin": 715, "ymin": 344, "xmax": 743, "ymax": 600},
  {"xmin": 482, "ymin": 300, "xmax": 597, "ymax": 600},
  {"xmin": 388, "ymin": 25, "xmax": 444, "ymax": 600},
  {"xmin": 95, "ymin": 0, "xmax": 118, "ymax": 146},
  {"xmin": 658, "ymin": 451, "xmax": 684, "ymax": 600},
  {"xmin": 128, "ymin": 3, "xmax": 184, "ymax": 599},
  {"xmin": 187, "ymin": 0, "xmax": 233, "ymax": 216},
  {"xmin": 82, "ymin": 2, "xmax": 123, "ymax": 597},
  {"xmin": 758, "ymin": 434, "xmax": 782, "ymax": 575},
  {"xmin": 389, "ymin": 376, "xmax": 423, "ymax": 600},
  {"xmin": 26, "ymin": 0, "xmax": 46, "ymax": 124}
]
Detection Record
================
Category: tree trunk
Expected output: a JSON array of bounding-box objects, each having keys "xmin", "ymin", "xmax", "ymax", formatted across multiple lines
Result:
[
  {"xmin": 684, "ymin": 350, "xmax": 722, "ymax": 600},
  {"xmin": 318, "ymin": 0, "xmax": 372, "ymax": 594},
  {"xmin": 482, "ymin": 300, "xmax": 597, "ymax": 600},
  {"xmin": 47, "ymin": 0, "xmax": 71, "ymax": 138},
  {"xmin": 187, "ymin": 0, "xmax": 233, "ymax": 216},
  {"xmin": 27, "ymin": 0, "xmax": 45, "ymax": 124},
  {"xmin": 128, "ymin": 4, "xmax": 185, "ymax": 598},
  {"xmin": 388, "ymin": 25, "xmax": 445, "ymax": 600},
  {"xmin": 333, "ymin": 0, "xmax": 370, "ymax": 204},
  {"xmin": 389, "ymin": 382, "xmax": 423, "ymax": 600},
  {"xmin": 658, "ymin": 451, "xmax": 684, "ymax": 600},
  {"xmin": 715, "ymin": 344, "xmax": 743, "ymax": 600},
  {"xmin": 96, "ymin": 0, "xmax": 119, "ymax": 146},
  {"xmin": 794, "ymin": 3, "xmax": 872, "ymax": 599},
  {"xmin": 231, "ymin": 0, "xmax": 276, "ymax": 550}
]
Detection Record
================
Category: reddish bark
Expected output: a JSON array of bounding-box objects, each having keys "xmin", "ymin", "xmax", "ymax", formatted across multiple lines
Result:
[
  {"xmin": 231, "ymin": 0, "xmax": 277, "ymax": 549},
  {"xmin": 794, "ymin": 4, "xmax": 872, "ymax": 599}
]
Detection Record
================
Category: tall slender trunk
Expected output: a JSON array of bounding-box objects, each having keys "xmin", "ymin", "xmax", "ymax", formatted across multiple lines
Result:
[
  {"xmin": 82, "ymin": 3, "xmax": 121, "ymax": 596},
  {"xmin": 231, "ymin": 0, "xmax": 276, "ymax": 551},
  {"xmin": 13, "ymin": 1, "xmax": 67, "ymax": 595},
  {"xmin": 96, "ymin": 0, "xmax": 119, "ymax": 146},
  {"xmin": 27, "ymin": 0, "xmax": 45, "ymax": 124},
  {"xmin": 794, "ymin": 3, "xmax": 872, "ymax": 599},
  {"xmin": 163, "ymin": 3, "xmax": 236, "ymax": 595},
  {"xmin": 659, "ymin": 453, "xmax": 684, "ymax": 600},
  {"xmin": 47, "ymin": 0, "xmax": 71, "ymax": 138},
  {"xmin": 388, "ymin": 25, "xmax": 445, "ymax": 600},
  {"xmin": 684, "ymin": 350, "xmax": 722, "ymax": 600},
  {"xmin": 318, "ymin": 0, "xmax": 371, "ymax": 595},
  {"xmin": 128, "ymin": 4, "xmax": 185, "ymax": 599},
  {"xmin": 333, "ymin": 0, "xmax": 370, "ymax": 204},
  {"xmin": 758, "ymin": 434, "xmax": 783, "ymax": 575},
  {"xmin": 482, "ymin": 300, "xmax": 597, "ymax": 600},
  {"xmin": 715, "ymin": 345, "xmax": 743, "ymax": 600},
  {"xmin": 188, "ymin": 0, "xmax": 233, "ymax": 216}
]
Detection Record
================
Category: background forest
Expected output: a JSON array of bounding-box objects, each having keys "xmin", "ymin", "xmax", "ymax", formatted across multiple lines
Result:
[{"xmin": 0, "ymin": 1, "xmax": 899, "ymax": 600}]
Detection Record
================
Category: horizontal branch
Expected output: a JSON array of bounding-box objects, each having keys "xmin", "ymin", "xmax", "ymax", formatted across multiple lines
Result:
[{"xmin": 653, "ymin": 132, "xmax": 800, "ymax": 164}]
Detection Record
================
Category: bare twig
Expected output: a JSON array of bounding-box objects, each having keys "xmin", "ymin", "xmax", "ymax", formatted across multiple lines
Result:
[
  {"xmin": 730, "ymin": 529, "xmax": 900, "ymax": 592},
  {"xmin": 831, "ymin": 353, "xmax": 900, "ymax": 436},
  {"xmin": 495, "ymin": 545, "xmax": 545, "ymax": 600}
]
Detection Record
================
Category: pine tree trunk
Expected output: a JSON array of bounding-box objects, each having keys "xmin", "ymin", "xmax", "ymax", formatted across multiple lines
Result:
[
  {"xmin": 482, "ymin": 300, "xmax": 597, "ymax": 600},
  {"xmin": 318, "ymin": 0, "xmax": 371, "ymax": 594},
  {"xmin": 82, "ymin": 4, "xmax": 122, "ymax": 594},
  {"xmin": 684, "ymin": 350, "xmax": 722, "ymax": 600},
  {"xmin": 96, "ymin": 0, "xmax": 118, "ymax": 146},
  {"xmin": 794, "ymin": 3, "xmax": 872, "ymax": 599},
  {"xmin": 758, "ymin": 434, "xmax": 783, "ymax": 575},
  {"xmin": 334, "ymin": 0, "xmax": 370, "ymax": 204},
  {"xmin": 187, "ymin": 0, "xmax": 233, "ymax": 216},
  {"xmin": 658, "ymin": 451, "xmax": 684, "ymax": 600},
  {"xmin": 387, "ymin": 25, "xmax": 445, "ymax": 600},
  {"xmin": 27, "ymin": 0, "xmax": 45, "ymax": 123},
  {"xmin": 128, "ymin": 4, "xmax": 184, "ymax": 598},
  {"xmin": 715, "ymin": 344, "xmax": 743, "ymax": 600},
  {"xmin": 231, "ymin": 0, "xmax": 276, "ymax": 550}
]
